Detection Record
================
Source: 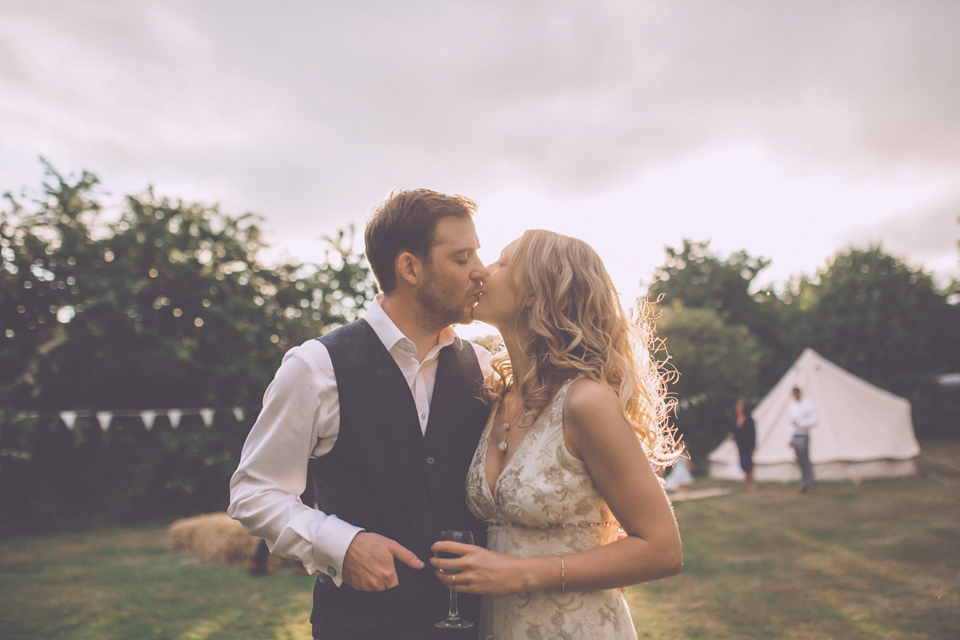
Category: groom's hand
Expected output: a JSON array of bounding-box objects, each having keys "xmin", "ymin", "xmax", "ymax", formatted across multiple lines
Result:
[{"xmin": 342, "ymin": 532, "xmax": 424, "ymax": 590}]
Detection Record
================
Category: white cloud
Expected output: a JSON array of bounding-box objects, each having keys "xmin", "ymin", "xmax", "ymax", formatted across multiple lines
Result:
[
  {"xmin": 849, "ymin": 195, "xmax": 960, "ymax": 275},
  {"xmin": 1, "ymin": 0, "xmax": 959, "ymax": 295}
]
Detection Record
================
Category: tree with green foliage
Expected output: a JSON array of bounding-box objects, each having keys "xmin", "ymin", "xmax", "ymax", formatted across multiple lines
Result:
[
  {"xmin": 654, "ymin": 304, "xmax": 763, "ymax": 465},
  {"xmin": 1, "ymin": 163, "xmax": 374, "ymax": 411},
  {"xmin": 790, "ymin": 247, "xmax": 960, "ymax": 397},
  {"xmin": 647, "ymin": 240, "xmax": 795, "ymax": 390},
  {"xmin": 0, "ymin": 163, "xmax": 376, "ymax": 531},
  {"xmin": 648, "ymin": 240, "xmax": 771, "ymax": 318}
]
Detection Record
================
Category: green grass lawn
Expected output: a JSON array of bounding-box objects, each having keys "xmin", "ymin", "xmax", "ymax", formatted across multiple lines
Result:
[
  {"xmin": 2, "ymin": 441, "xmax": 958, "ymax": 640},
  {"xmin": 0, "ymin": 527, "xmax": 315, "ymax": 639}
]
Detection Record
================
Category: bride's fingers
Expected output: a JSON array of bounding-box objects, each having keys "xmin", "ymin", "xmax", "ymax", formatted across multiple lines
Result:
[
  {"xmin": 435, "ymin": 570, "xmax": 472, "ymax": 591},
  {"xmin": 429, "ymin": 555, "xmax": 469, "ymax": 572},
  {"xmin": 430, "ymin": 540, "xmax": 474, "ymax": 555}
]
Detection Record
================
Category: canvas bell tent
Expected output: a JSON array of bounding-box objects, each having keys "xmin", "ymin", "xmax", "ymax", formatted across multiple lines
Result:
[{"xmin": 709, "ymin": 348, "xmax": 920, "ymax": 482}]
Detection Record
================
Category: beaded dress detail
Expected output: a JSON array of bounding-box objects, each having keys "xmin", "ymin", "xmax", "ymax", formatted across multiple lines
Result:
[{"xmin": 465, "ymin": 379, "xmax": 639, "ymax": 640}]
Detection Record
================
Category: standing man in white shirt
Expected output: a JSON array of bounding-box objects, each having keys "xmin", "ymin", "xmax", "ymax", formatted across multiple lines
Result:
[
  {"xmin": 228, "ymin": 189, "xmax": 492, "ymax": 640},
  {"xmin": 788, "ymin": 386, "xmax": 818, "ymax": 494}
]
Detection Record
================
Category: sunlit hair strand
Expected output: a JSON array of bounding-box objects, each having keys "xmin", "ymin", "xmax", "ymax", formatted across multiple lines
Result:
[{"xmin": 481, "ymin": 229, "xmax": 679, "ymax": 466}]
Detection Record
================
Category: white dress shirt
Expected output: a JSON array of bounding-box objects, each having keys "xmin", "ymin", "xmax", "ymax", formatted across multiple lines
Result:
[
  {"xmin": 227, "ymin": 298, "xmax": 492, "ymax": 586},
  {"xmin": 788, "ymin": 397, "xmax": 818, "ymax": 435}
]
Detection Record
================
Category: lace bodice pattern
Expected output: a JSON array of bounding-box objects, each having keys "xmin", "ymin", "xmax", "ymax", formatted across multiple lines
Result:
[{"xmin": 465, "ymin": 379, "xmax": 639, "ymax": 640}]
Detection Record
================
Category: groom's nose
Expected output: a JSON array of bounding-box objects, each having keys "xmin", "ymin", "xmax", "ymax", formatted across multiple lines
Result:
[{"xmin": 472, "ymin": 260, "xmax": 490, "ymax": 282}]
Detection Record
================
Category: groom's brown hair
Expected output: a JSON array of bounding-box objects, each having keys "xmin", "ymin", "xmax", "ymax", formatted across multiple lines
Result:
[{"xmin": 364, "ymin": 189, "xmax": 477, "ymax": 293}]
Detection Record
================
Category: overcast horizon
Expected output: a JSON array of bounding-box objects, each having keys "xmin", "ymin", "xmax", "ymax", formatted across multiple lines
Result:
[{"xmin": 3, "ymin": 0, "xmax": 958, "ymax": 340}]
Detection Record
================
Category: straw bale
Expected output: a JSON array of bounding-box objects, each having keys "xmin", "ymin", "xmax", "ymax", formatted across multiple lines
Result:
[{"xmin": 168, "ymin": 512, "xmax": 300, "ymax": 570}]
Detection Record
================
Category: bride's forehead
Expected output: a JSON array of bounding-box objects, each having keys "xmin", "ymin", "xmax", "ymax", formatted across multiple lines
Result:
[{"xmin": 501, "ymin": 238, "xmax": 522, "ymax": 257}]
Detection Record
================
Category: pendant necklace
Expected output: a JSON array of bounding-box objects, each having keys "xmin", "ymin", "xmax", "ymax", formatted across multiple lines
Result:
[{"xmin": 498, "ymin": 392, "xmax": 525, "ymax": 454}]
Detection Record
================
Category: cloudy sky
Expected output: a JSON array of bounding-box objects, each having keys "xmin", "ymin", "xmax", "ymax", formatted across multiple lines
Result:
[{"xmin": 2, "ymin": 0, "xmax": 958, "ymax": 335}]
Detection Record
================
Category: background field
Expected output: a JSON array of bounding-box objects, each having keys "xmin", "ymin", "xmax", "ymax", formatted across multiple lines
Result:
[{"xmin": 2, "ymin": 441, "xmax": 957, "ymax": 640}]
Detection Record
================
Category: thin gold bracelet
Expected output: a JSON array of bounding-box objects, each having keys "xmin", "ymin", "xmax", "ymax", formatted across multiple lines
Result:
[{"xmin": 560, "ymin": 555, "xmax": 566, "ymax": 593}]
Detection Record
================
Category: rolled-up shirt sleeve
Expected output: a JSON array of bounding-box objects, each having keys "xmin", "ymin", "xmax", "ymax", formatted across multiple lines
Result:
[{"xmin": 227, "ymin": 342, "xmax": 361, "ymax": 585}]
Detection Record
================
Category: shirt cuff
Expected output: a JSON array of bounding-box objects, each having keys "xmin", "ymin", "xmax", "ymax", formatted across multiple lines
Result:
[{"xmin": 312, "ymin": 516, "xmax": 364, "ymax": 587}]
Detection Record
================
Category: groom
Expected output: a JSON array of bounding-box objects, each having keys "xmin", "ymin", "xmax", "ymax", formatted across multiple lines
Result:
[{"xmin": 229, "ymin": 189, "xmax": 492, "ymax": 640}]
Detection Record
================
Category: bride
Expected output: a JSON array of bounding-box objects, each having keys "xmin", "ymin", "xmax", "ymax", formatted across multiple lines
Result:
[{"xmin": 430, "ymin": 229, "xmax": 683, "ymax": 639}]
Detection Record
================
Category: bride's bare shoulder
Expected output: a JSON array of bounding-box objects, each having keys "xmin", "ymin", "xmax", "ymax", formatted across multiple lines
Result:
[{"xmin": 563, "ymin": 378, "xmax": 620, "ymax": 423}]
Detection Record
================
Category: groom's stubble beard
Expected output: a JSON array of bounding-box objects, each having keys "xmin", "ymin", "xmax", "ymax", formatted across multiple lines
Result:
[{"xmin": 417, "ymin": 270, "xmax": 473, "ymax": 330}]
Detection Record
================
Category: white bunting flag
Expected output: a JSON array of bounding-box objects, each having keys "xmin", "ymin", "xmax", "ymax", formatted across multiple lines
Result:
[
  {"xmin": 167, "ymin": 409, "xmax": 183, "ymax": 429},
  {"xmin": 140, "ymin": 410, "xmax": 157, "ymax": 431},
  {"xmin": 96, "ymin": 411, "xmax": 112, "ymax": 432},
  {"xmin": 199, "ymin": 408, "xmax": 214, "ymax": 428},
  {"xmin": 232, "ymin": 407, "xmax": 244, "ymax": 422},
  {"xmin": 61, "ymin": 411, "xmax": 78, "ymax": 431}
]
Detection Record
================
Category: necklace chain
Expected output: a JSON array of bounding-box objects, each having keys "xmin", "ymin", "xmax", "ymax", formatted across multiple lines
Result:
[
  {"xmin": 496, "ymin": 377, "xmax": 581, "ymax": 454},
  {"xmin": 498, "ymin": 391, "xmax": 525, "ymax": 454}
]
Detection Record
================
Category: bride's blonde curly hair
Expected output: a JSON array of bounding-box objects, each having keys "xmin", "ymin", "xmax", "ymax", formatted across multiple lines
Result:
[{"xmin": 482, "ymin": 229, "xmax": 678, "ymax": 465}]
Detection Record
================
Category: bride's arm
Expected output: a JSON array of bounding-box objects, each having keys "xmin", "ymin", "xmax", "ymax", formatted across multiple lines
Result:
[
  {"xmin": 551, "ymin": 379, "xmax": 682, "ymax": 589},
  {"xmin": 431, "ymin": 379, "xmax": 682, "ymax": 595}
]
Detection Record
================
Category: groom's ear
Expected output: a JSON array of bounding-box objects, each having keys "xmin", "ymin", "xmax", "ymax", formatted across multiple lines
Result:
[{"xmin": 395, "ymin": 251, "xmax": 421, "ymax": 286}]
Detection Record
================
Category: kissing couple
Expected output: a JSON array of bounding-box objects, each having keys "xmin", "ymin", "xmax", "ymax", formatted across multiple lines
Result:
[{"xmin": 229, "ymin": 189, "xmax": 682, "ymax": 640}]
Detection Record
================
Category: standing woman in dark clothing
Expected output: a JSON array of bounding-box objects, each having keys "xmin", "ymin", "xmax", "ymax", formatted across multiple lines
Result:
[{"xmin": 730, "ymin": 397, "xmax": 757, "ymax": 493}]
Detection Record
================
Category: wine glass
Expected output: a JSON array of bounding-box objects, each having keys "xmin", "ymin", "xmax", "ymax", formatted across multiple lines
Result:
[{"xmin": 434, "ymin": 529, "xmax": 474, "ymax": 629}]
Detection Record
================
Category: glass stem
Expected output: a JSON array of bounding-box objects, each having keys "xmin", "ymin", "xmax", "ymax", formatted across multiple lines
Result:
[{"xmin": 448, "ymin": 588, "xmax": 460, "ymax": 620}]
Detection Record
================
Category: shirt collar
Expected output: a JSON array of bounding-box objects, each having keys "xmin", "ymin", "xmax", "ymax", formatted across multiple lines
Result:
[{"xmin": 363, "ymin": 295, "xmax": 459, "ymax": 358}]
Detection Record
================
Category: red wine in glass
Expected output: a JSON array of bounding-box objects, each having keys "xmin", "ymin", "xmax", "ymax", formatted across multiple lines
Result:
[{"xmin": 435, "ymin": 530, "xmax": 474, "ymax": 629}]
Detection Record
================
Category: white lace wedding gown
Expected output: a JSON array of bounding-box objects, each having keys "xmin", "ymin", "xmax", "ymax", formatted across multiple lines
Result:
[{"xmin": 465, "ymin": 379, "xmax": 639, "ymax": 640}]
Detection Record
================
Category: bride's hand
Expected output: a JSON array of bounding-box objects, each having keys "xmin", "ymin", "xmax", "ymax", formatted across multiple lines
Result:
[{"xmin": 430, "ymin": 540, "xmax": 528, "ymax": 596}]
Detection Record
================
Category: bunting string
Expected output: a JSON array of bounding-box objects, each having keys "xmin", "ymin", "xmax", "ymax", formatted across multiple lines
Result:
[
  {"xmin": 16, "ymin": 395, "xmax": 708, "ymax": 430},
  {"xmin": 11, "ymin": 407, "xmax": 260, "ymax": 431},
  {"xmin": 25, "ymin": 395, "xmax": 706, "ymax": 431}
]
